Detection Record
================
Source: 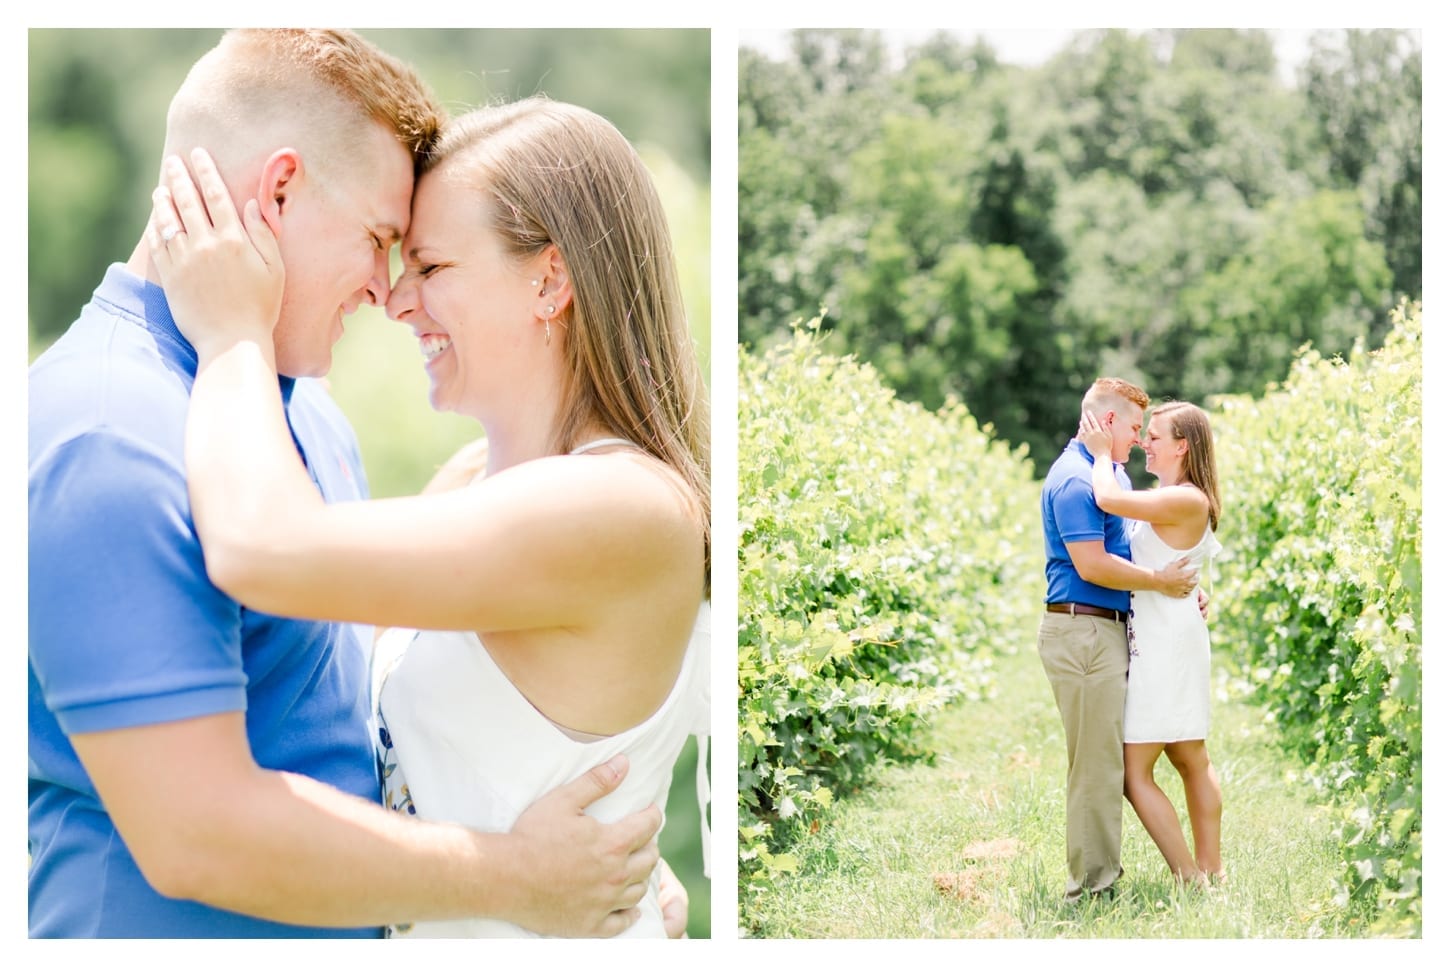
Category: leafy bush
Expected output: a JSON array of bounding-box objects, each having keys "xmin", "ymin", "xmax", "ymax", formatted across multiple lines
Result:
[
  {"xmin": 737, "ymin": 317, "xmax": 1040, "ymax": 901},
  {"xmin": 1213, "ymin": 299, "xmax": 1421, "ymax": 935}
]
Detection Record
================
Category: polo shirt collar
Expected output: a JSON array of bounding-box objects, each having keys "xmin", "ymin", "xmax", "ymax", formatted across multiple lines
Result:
[
  {"xmin": 97, "ymin": 263, "xmax": 297, "ymax": 404},
  {"xmin": 1068, "ymin": 438, "xmax": 1120, "ymax": 469}
]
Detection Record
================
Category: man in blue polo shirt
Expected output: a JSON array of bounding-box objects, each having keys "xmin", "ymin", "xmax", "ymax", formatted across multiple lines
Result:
[
  {"xmin": 29, "ymin": 29, "xmax": 660, "ymax": 938},
  {"xmin": 1037, "ymin": 377, "xmax": 1198, "ymax": 902}
]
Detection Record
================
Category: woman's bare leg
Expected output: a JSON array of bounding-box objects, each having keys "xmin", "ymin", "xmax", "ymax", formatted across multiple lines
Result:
[
  {"xmin": 1165, "ymin": 740, "xmax": 1223, "ymax": 878},
  {"xmin": 1124, "ymin": 741, "xmax": 1203, "ymax": 884}
]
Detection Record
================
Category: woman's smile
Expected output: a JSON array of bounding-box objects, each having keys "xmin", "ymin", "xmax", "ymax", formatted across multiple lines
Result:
[{"xmin": 419, "ymin": 332, "xmax": 453, "ymax": 361}]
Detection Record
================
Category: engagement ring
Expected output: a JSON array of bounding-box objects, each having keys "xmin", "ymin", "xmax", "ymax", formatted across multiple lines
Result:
[{"xmin": 161, "ymin": 226, "xmax": 180, "ymax": 243}]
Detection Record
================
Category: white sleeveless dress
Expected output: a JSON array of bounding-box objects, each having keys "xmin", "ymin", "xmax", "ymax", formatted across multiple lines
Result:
[
  {"xmin": 370, "ymin": 438, "xmax": 710, "ymax": 938},
  {"xmin": 1123, "ymin": 519, "xmax": 1221, "ymax": 744}
]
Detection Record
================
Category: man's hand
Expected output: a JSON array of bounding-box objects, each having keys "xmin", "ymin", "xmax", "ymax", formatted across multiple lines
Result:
[
  {"xmin": 505, "ymin": 755, "xmax": 662, "ymax": 937},
  {"xmin": 1154, "ymin": 556, "xmax": 1198, "ymax": 598},
  {"xmin": 658, "ymin": 859, "xmax": 689, "ymax": 938},
  {"xmin": 1198, "ymin": 587, "xmax": 1210, "ymax": 620}
]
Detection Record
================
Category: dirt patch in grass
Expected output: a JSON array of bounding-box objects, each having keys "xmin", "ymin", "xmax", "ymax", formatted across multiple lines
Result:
[
  {"xmin": 963, "ymin": 838, "xmax": 1022, "ymax": 862},
  {"xmin": 932, "ymin": 870, "xmax": 986, "ymax": 902}
]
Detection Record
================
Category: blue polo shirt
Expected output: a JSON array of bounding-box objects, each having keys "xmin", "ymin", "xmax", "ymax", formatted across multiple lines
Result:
[
  {"xmin": 28, "ymin": 265, "xmax": 382, "ymax": 938},
  {"xmin": 1040, "ymin": 439, "xmax": 1132, "ymax": 612}
]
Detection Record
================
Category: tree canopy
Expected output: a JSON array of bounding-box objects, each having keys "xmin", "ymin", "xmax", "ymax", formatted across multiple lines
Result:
[{"xmin": 739, "ymin": 28, "xmax": 1419, "ymax": 476}]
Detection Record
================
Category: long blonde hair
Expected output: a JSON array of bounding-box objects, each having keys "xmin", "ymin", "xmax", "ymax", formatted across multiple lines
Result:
[
  {"xmin": 1154, "ymin": 400, "xmax": 1222, "ymax": 531},
  {"xmin": 425, "ymin": 97, "xmax": 710, "ymax": 581}
]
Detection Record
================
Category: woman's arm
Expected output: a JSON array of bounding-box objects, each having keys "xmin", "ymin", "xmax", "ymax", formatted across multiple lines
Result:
[
  {"xmin": 1078, "ymin": 411, "xmax": 1205, "ymax": 527},
  {"xmin": 197, "ymin": 436, "xmax": 698, "ymax": 632}
]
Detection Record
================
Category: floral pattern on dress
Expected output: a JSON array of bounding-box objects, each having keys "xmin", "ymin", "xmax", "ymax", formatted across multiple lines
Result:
[
  {"xmin": 1127, "ymin": 595, "xmax": 1140, "ymax": 658},
  {"xmin": 375, "ymin": 642, "xmax": 418, "ymax": 937},
  {"xmin": 377, "ymin": 720, "xmax": 417, "ymax": 817}
]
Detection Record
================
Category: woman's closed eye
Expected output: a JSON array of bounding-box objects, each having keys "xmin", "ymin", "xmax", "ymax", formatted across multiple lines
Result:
[{"xmin": 401, "ymin": 261, "xmax": 441, "ymax": 280}]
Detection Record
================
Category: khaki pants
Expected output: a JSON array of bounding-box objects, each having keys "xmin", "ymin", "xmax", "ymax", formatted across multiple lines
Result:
[{"xmin": 1037, "ymin": 611, "xmax": 1129, "ymax": 899}]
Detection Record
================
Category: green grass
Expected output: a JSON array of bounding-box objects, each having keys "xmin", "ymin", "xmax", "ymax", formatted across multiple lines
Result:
[{"xmin": 741, "ymin": 629, "xmax": 1362, "ymax": 939}]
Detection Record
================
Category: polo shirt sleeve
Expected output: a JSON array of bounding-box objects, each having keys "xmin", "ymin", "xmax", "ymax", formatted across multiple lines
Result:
[
  {"xmin": 1051, "ymin": 473, "xmax": 1108, "ymax": 545},
  {"xmin": 28, "ymin": 429, "xmax": 247, "ymax": 736}
]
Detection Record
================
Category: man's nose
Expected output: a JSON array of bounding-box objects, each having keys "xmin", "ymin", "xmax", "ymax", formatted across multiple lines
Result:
[{"xmin": 365, "ymin": 250, "xmax": 392, "ymax": 307}]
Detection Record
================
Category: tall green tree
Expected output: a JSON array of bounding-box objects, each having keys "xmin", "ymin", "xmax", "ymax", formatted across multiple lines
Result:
[
  {"xmin": 1178, "ymin": 190, "xmax": 1393, "ymax": 398},
  {"xmin": 1302, "ymin": 29, "xmax": 1421, "ymax": 299}
]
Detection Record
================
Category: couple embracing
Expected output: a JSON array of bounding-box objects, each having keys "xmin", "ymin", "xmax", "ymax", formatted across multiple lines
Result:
[
  {"xmin": 29, "ymin": 29, "xmax": 708, "ymax": 938},
  {"xmin": 1038, "ymin": 377, "xmax": 1226, "ymax": 901}
]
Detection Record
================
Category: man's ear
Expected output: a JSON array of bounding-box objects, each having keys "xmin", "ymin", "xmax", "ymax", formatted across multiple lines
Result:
[{"xmin": 255, "ymin": 148, "xmax": 302, "ymax": 236}]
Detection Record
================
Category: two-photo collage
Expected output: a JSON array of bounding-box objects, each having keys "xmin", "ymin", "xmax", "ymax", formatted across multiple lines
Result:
[{"xmin": 25, "ymin": 24, "xmax": 1426, "ymax": 946}]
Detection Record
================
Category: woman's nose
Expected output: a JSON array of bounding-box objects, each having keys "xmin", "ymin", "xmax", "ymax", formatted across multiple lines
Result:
[{"xmin": 385, "ymin": 273, "xmax": 416, "ymax": 323}]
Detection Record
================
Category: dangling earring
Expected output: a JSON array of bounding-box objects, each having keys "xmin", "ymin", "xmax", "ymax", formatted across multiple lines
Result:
[{"xmin": 546, "ymin": 308, "xmax": 554, "ymax": 346}]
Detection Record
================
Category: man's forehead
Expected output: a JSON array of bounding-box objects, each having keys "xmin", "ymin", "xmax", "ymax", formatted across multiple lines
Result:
[
  {"xmin": 380, "ymin": 171, "xmax": 416, "ymax": 234},
  {"xmin": 356, "ymin": 125, "xmax": 416, "ymax": 235}
]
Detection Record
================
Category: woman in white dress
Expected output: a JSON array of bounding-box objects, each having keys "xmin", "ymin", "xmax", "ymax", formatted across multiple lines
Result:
[
  {"xmin": 1080, "ymin": 402, "xmax": 1224, "ymax": 887},
  {"xmin": 146, "ymin": 97, "xmax": 709, "ymax": 936}
]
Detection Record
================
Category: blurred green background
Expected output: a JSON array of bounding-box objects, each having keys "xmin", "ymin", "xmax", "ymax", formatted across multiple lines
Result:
[{"xmin": 28, "ymin": 27, "xmax": 711, "ymax": 938}]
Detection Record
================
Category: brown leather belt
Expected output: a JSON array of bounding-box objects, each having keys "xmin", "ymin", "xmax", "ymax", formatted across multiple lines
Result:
[{"xmin": 1045, "ymin": 602, "xmax": 1127, "ymax": 623}]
